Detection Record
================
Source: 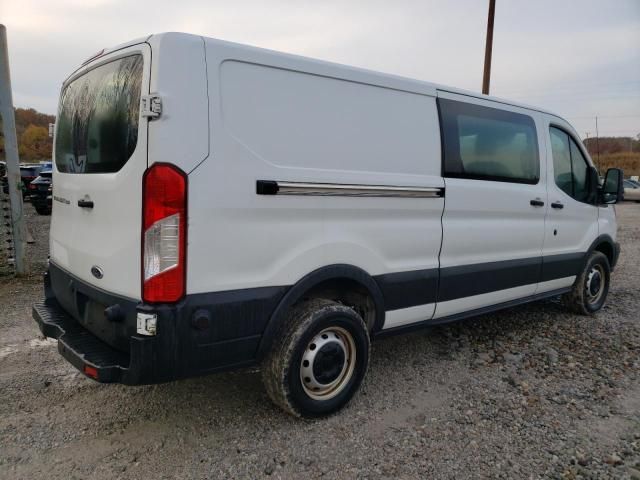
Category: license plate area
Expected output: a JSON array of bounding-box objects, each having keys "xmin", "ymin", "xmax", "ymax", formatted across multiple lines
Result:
[{"xmin": 49, "ymin": 263, "xmax": 139, "ymax": 353}]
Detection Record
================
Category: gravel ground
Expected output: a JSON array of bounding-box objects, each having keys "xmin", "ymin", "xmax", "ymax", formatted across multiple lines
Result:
[{"xmin": 0, "ymin": 203, "xmax": 639, "ymax": 480}]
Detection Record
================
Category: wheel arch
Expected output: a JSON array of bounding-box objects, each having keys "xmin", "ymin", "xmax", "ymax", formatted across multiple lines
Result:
[
  {"xmin": 587, "ymin": 234, "xmax": 618, "ymax": 270},
  {"xmin": 256, "ymin": 264, "xmax": 385, "ymax": 361}
]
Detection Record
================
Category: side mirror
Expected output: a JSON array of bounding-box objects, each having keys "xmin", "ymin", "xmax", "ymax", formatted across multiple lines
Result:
[{"xmin": 600, "ymin": 167, "xmax": 624, "ymax": 204}]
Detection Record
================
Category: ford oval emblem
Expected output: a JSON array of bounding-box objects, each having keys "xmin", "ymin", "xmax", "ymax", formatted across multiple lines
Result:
[{"xmin": 91, "ymin": 265, "xmax": 104, "ymax": 279}]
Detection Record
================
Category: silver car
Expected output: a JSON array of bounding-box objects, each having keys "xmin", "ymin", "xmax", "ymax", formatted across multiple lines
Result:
[{"xmin": 623, "ymin": 179, "xmax": 640, "ymax": 202}]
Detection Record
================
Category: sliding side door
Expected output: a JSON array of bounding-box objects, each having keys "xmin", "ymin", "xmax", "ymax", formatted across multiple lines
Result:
[{"xmin": 434, "ymin": 92, "xmax": 547, "ymax": 319}]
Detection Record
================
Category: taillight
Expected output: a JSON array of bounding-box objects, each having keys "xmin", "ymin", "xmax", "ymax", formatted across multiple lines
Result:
[{"xmin": 142, "ymin": 163, "xmax": 187, "ymax": 303}]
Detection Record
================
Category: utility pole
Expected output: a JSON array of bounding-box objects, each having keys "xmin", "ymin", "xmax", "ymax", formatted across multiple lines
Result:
[
  {"xmin": 584, "ymin": 132, "xmax": 591, "ymax": 155},
  {"xmin": 482, "ymin": 0, "xmax": 496, "ymax": 95},
  {"xmin": 595, "ymin": 116, "xmax": 601, "ymax": 170},
  {"xmin": 0, "ymin": 24, "xmax": 27, "ymax": 275}
]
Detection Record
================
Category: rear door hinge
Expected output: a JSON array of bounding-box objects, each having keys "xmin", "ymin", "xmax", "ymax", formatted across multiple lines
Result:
[{"xmin": 141, "ymin": 95, "xmax": 162, "ymax": 119}]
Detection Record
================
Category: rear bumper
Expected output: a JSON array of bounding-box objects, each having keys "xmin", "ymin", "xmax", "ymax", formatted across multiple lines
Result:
[
  {"xmin": 33, "ymin": 300, "xmax": 132, "ymax": 383},
  {"xmin": 34, "ymin": 264, "xmax": 287, "ymax": 385}
]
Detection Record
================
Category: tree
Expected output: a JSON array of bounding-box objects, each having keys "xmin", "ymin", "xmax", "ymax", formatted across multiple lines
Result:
[
  {"xmin": 0, "ymin": 107, "xmax": 55, "ymax": 162},
  {"xmin": 19, "ymin": 124, "xmax": 50, "ymax": 160}
]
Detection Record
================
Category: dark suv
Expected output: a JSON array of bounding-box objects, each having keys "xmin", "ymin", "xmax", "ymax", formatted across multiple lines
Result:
[
  {"xmin": 29, "ymin": 169, "xmax": 53, "ymax": 215},
  {"xmin": 2, "ymin": 164, "xmax": 46, "ymax": 199}
]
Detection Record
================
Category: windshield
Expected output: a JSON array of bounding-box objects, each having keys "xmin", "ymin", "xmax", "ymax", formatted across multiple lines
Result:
[{"xmin": 55, "ymin": 55, "xmax": 143, "ymax": 174}]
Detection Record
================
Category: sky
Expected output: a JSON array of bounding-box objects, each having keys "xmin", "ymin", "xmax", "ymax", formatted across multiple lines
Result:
[{"xmin": 2, "ymin": 0, "xmax": 639, "ymax": 139}]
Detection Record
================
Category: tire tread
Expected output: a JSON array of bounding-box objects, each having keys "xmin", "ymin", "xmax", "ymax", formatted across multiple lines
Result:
[{"xmin": 262, "ymin": 298, "xmax": 369, "ymax": 417}]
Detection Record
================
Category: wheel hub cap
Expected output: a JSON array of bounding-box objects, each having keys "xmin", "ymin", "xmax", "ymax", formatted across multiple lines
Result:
[
  {"xmin": 586, "ymin": 265, "xmax": 605, "ymax": 305},
  {"xmin": 300, "ymin": 326, "xmax": 356, "ymax": 400},
  {"xmin": 312, "ymin": 343, "xmax": 346, "ymax": 384}
]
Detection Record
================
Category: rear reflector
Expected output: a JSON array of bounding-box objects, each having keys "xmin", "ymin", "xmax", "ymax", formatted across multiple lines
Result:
[
  {"xmin": 142, "ymin": 163, "xmax": 187, "ymax": 303},
  {"xmin": 83, "ymin": 365, "xmax": 98, "ymax": 379}
]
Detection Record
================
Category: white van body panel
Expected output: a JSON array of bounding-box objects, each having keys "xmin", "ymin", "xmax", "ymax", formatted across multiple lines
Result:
[
  {"xmin": 540, "ymin": 114, "xmax": 600, "ymax": 256},
  {"xmin": 50, "ymin": 43, "xmax": 151, "ymax": 299},
  {"xmin": 433, "ymin": 92, "xmax": 548, "ymax": 318},
  {"xmin": 598, "ymin": 206, "xmax": 617, "ymax": 244},
  {"xmin": 146, "ymin": 33, "xmax": 209, "ymax": 174},
  {"xmin": 186, "ymin": 38, "xmax": 444, "ymax": 299}
]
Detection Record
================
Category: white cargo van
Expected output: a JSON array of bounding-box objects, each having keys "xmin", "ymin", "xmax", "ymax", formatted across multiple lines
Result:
[{"xmin": 34, "ymin": 32, "xmax": 624, "ymax": 417}]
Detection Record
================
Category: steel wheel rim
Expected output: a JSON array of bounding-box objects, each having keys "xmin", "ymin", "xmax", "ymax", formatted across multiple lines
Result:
[
  {"xmin": 300, "ymin": 326, "xmax": 356, "ymax": 401},
  {"xmin": 585, "ymin": 264, "xmax": 605, "ymax": 305}
]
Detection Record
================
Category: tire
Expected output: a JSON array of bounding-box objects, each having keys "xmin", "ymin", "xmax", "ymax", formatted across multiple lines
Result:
[
  {"xmin": 34, "ymin": 205, "xmax": 51, "ymax": 215},
  {"xmin": 262, "ymin": 298, "xmax": 370, "ymax": 418},
  {"xmin": 562, "ymin": 251, "xmax": 611, "ymax": 315}
]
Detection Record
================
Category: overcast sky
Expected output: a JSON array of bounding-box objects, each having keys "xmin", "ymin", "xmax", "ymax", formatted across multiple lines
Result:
[{"xmin": 3, "ymin": 0, "xmax": 639, "ymax": 138}]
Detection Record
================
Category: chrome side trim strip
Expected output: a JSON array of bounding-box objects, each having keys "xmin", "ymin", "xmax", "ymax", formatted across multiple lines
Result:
[{"xmin": 256, "ymin": 180, "xmax": 444, "ymax": 198}]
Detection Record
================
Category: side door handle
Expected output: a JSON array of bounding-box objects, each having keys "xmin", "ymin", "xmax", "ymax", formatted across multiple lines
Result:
[
  {"xmin": 77, "ymin": 199, "xmax": 94, "ymax": 209},
  {"xmin": 530, "ymin": 199, "xmax": 545, "ymax": 207},
  {"xmin": 551, "ymin": 202, "xmax": 564, "ymax": 210}
]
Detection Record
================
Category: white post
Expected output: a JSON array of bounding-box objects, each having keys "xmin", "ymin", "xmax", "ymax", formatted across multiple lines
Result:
[{"xmin": 0, "ymin": 24, "xmax": 27, "ymax": 275}]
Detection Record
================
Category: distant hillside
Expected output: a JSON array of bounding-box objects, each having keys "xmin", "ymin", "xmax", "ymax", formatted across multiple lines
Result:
[
  {"xmin": 0, "ymin": 108, "xmax": 55, "ymax": 162},
  {"xmin": 583, "ymin": 136, "xmax": 640, "ymax": 176}
]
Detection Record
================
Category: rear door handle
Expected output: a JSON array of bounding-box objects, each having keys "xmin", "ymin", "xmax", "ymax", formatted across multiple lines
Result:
[
  {"xmin": 77, "ymin": 199, "xmax": 94, "ymax": 209},
  {"xmin": 551, "ymin": 202, "xmax": 564, "ymax": 209},
  {"xmin": 530, "ymin": 199, "xmax": 545, "ymax": 207}
]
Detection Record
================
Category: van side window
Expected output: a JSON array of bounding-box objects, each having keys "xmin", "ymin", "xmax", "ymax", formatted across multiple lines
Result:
[
  {"xmin": 439, "ymin": 98, "xmax": 539, "ymax": 184},
  {"xmin": 549, "ymin": 126, "xmax": 590, "ymax": 202}
]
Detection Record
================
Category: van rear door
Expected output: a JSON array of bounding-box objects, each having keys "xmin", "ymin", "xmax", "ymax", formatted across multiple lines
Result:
[{"xmin": 50, "ymin": 43, "xmax": 150, "ymax": 300}]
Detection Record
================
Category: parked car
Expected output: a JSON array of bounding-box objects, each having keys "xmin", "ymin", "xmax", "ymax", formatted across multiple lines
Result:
[
  {"xmin": 623, "ymin": 179, "xmax": 640, "ymax": 202},
  {"xmin": 33, "ymin": 32, "xmax": 624, "ymax": 418},
  {"xmin": 2, "ymin": 164, "xmax": 45, "ymax": 199},
  {"xmin": 29, "ymin": 169, "xmax": 53, "ymax": 214}
]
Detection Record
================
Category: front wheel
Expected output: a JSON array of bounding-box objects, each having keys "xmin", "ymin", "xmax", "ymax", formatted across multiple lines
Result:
[
  {"xmin": 262, "ymin": 298, "xmax": 370, "ymax": 418},
  {"xmin": 562, "ymin": 251, "xmax": 611, "ymax": 315}
]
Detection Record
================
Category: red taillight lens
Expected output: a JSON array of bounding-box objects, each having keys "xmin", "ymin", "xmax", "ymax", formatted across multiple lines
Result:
[
  {"xmin": 142, "ymin": 163, "xmax": 187, "ymax": 303},
  {"xmin": 83, "ymin": 365, "xmax": 98, "ymax": 379}
]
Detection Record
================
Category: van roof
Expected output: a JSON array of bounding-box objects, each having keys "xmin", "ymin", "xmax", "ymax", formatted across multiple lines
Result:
[
  {"xmin": 173, "ymin": 32, "xmax": 568, "ymax": 122},
  {"xmin": 75, "ymin": 32, "xmax": 569, "ymax": 127}
]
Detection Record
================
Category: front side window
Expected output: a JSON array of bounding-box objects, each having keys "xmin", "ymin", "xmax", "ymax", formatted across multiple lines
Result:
[
  {"xmin": 55, "ymin": 55, "xmax": 144, "ymax": 174},
  {"xmin": 439, "ymin": 98, "xmax": 540, "ymax": 184},
  {"xmin": 550, "ymin": 126, "xmax": 592, "ymax": 203},
  {"xmin": 550, "ymin": 127, "xmax": 572, "ymax": 197},
  {"xmin": 570, "ymin": 140, "xmax": 589, "ymax": 202}
]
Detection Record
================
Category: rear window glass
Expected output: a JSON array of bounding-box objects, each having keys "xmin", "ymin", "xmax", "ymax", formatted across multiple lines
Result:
[
  {"xmin": 21, "ymin": 167, "xmax": 40, "ymax": 177},
  {"xmin": 439, "ymin": 98, "xmax": 539, "ymax": 184},
  {"xmin": 55, "ymin": 55, "xmax": 143, "ymax": 174}
]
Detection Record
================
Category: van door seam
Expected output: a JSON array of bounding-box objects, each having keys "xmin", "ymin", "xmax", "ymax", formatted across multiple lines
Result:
[{"xmin": 188, "ymin": 36, "xmax": 212, "ymax": 175}]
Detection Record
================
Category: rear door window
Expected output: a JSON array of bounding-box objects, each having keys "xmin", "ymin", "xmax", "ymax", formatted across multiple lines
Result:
[
  {"xmin": 55, "ymin": 55, "xmax": 144, "ymax": 174},
  {"xmin": 439, "ymin": 98, "xmax": 540, "ymax": 184}
]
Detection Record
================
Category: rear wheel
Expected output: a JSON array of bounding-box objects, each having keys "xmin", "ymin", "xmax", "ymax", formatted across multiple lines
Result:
[
  {"xmin": 262, "ymin": 298, "xmax": 370, "ymax": 418},
  {"xmin": 562, "ymin": 251, "xmax": 610, "ymax": 315},
  {"xmin": 34, "ymin": 205, "xmax": 51, "ymax": 215}
]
